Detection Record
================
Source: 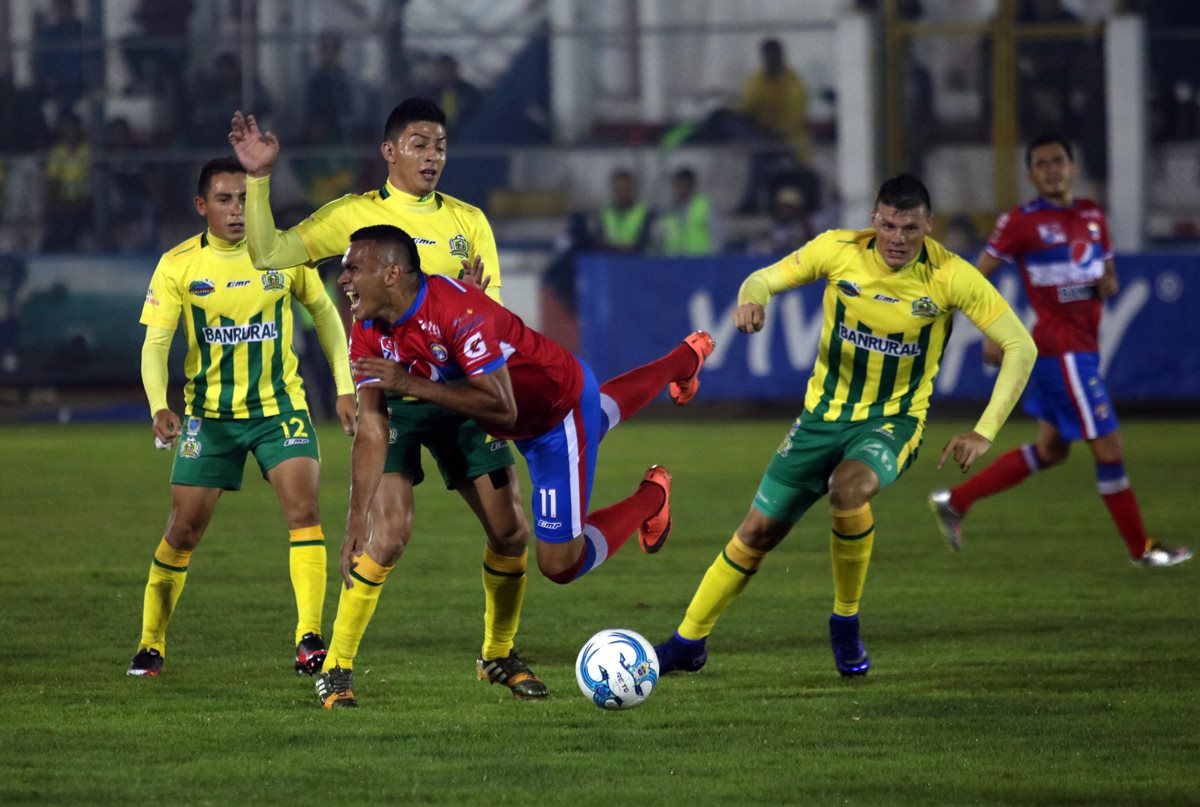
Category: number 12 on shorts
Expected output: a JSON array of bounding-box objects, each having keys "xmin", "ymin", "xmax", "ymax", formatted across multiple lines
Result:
[{"xmin": 538, "ymin": 487, "xmax": 558, "ymax": 518}]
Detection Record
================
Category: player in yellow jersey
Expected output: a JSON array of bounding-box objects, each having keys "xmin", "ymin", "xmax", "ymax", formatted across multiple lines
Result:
[
  {"xmin": 229, "ymin": 98, "xmax": 544, "ymax": 706},
  {"xmin": 127, "ymin": 157, "xmax": 357, "ymax": 678},
  {"xmin": 654, "ymin": 174, "xmax": 1037, "ymax": 677}
]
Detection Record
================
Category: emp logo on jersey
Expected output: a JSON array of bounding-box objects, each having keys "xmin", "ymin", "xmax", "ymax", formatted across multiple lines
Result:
[
  {"xmin": 202, "ymin": 322, "xmax": 279, "ymax": 345},
  {"xmin": 837, "ymin": 323, "xmax": 922, "ymax": 357}
]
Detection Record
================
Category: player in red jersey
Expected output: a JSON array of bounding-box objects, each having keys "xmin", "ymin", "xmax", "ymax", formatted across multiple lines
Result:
[
  {"xmin": 930, "ymin": 134, "xmax": 1192, "ymax": 567},
  {"xmin": 317, "ymin": 224, "xmax": 713, "ymax": 704}
]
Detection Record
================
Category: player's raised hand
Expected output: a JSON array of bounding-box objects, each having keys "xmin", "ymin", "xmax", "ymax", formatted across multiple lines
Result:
[
  {"xmin": 228, "ymin": 111, "xmax": 279, "ymax": 178},
  {"xmin": 339, "ymin": 514, "xmax": 370, "ymax": 589},
  {"xmin": 335, "ymin": 393, "xmax": 357, "ymax": 436},
  {"xmin": 735, "ymin": 302, "xmax": 766, "ymax": 333},
  {"xmin": 151, "ymin": 408, "xmax": 181, "ymax": 450},
  {"xmin": 939, "ymin": 431, "xmax": 992, "ymax": 473},
  {"xmin": 459, "ymin": 255, "xmax": 490, "ymax": 292}
]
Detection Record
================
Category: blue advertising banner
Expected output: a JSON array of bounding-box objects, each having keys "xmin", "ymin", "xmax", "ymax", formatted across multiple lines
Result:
[{"xmin": 576, "ymin": 253, "xmax": 1200, "ymax": 401}]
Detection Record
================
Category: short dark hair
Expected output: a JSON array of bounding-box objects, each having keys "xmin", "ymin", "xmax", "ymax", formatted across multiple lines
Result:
[
  {"xmin": 349, "ymin": 224, "xmax": 422, "ymax": 275},
  {"xmin": 875, "ymin": 173, "xmax": 932, "ymax": 213},
  {"xmin": 1025, "ymin": 133, "xmax": 1074, "ymax": 166},
  {"xmin": 383, "ymin": 97, "xmax": 447, "ymax": 141},
  {"xmin": 197, "ymin": 156, "xmax": 246, "ymax": 198}
]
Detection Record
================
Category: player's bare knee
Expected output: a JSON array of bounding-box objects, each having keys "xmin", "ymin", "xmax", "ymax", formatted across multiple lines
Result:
[
  {"xmin": 827, "ymin": 468, "xmax": 878, "ymax": 511},
  {"xmin": 488, "ymin": 520, "xmax": 530, "ymax": 556}
]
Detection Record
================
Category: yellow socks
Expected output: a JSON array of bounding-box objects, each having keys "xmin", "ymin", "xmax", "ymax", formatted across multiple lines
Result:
[
  {"xmin": 139, "ymin": 538, "xmax": 192, "ymax": 655},
  {"xmin": 830, "ymin": 504, "xmax": 875, "ymax": 617},
  {"xmin": 322, "ymin": 552, "xmax": 393, "ymax": 672},
  {"xmin": 677, "ymin": 535, "xmax": 766, "ymax": 641},
  {"xmin": 289, "ymin": 526, "xmax": 327, "ymax": 645},
  {"xmin": 481, "ymin": 547, "xmax": 527, "ymax": 661}
]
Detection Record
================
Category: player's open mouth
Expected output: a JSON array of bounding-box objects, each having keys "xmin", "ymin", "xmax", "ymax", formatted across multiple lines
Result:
[
  {"xmin": 420, "ymin": 170, "xmax": 437, "ymax": 182},
  {"xmin": 346, "ymin": 290, "xmax": 360, "ymax": 311}
]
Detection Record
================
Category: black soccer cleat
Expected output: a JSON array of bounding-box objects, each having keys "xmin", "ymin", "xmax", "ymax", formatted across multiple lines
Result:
[
  {"xmin": 295, "ymin": 632, "xmax": 328, "ymax": 676},
  {"xmin": 127, "ymin": 647, "xmax": 164, "ymax": 677},
  {"xmin": 477, "ymin": 650, "xmax": 549, "ymax": 699},
  {"xmin": 315, "ymin": 666, "xmax": 358, "ymax": 709}
]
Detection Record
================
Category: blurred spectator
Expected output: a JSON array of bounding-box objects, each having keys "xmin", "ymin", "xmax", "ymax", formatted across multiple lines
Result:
[
  {"xmin": 34, "ymin": 0, "xmax": 86, "ymax": 112},
  {"xmin": 42, "ymin": 111, "xmax": 91, "ymax": 252},
  {"xmin": 657, "ymin": 167, "xmax": 716, "ymax": 256},
  {"xmin": 0, "ymin": 74, "xmax": 51, "ymax": 154},
  {"xmin": 739, "ymin": 38, "xmax": 810, "ymax": 164},
  {"xmin": 598, "ymin": 168, "xmax": 653, "ymax": 253},
  {"xmin": 187, "ymin": 53, "xmax": 271, "ymax": 146},
  {"xmin": 1014, "ymin": 0, "xmax": 1105, "ymax": 178},
  {"xmin": 305, "ymin": 33, "xmax": 358, "ymax": 140},
  {"xmin": 293, "ymin": 118, "xmax": 358, "ymax": 209},
  {"xmin": 0, "ymin": 254, "xmax": 27, "ymax": 374},
  {"xmin": 104, "ymin": 118, "xmax": 160, "ymax": 252},
  {"xmin": 427, "ymin": 55, "xmax": 481, "ymax": 134},
  {"xmin": 750, "ymin": 185, "xmax": 814, "ymax": 256},
  {"xmin": 123, "ymin": 0, "xmax": 193, "ymax": 96},
  {"xmin": 1132, "ymin": 1, "xmax": 1200, "ymax": 142}
]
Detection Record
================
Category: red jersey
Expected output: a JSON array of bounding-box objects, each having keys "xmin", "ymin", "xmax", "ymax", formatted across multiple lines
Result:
[
  {"xmin": 985, "ymin": 197, "xmax": 1112, "ymax": 356},
  {"xmin": 349, "ymin": 274, "xmax": 584, "ymax": 441}
]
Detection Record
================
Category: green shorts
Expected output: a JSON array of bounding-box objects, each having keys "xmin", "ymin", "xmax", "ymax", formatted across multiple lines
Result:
[
  {"xmin": 170, "ymin": 411, "xmax": 320, "ymax": 491},
  {"xmin": 383, "ymin": 399, "xmax": 515, "ymax": 488},
  {"xmin": 752, "ymin": 411, "xmax": 925, "ymax": 523}
]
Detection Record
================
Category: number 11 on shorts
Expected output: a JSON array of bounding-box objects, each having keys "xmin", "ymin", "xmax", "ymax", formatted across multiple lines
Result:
[{"xmin": 538, "ymin": 487, "xmax": 558, "ymax": 518}]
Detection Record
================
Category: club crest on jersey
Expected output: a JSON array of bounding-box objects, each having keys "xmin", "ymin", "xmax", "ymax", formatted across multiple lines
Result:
[
  {"xmin": 448, "ymin": 234, "xmax": 470, "ymax": 259},
  {"xmin": 179, "ymin": 437, "xmax": 201, "ymax": 458},
  {"xmin": 188, "ymin": 279, "xmax": 215, "ymax": 297},
  {"xmin": 1037, "ymin": 223, "xmax": 1068, "ymax": 245},
  {"xmin": 379, "ymin": 336, "xmax": 399, "ymax": 361},
  {"xmin": 387, "ymin": 424, "xmax": 399, "ymax": 445},
  {"xmin": 430, "ymin": 343, "xmax": 449, "ymax": 362},
  {"xmin": 836, "ymin": 280, "xmax": 861, "ymax": 297},
  {"xmin": 911, "ymin": 296, "xmax": 939, "ymax": 318},
  {"xmin": 261, "ymin": 271, "xmax": 285, "ymax": 292}
]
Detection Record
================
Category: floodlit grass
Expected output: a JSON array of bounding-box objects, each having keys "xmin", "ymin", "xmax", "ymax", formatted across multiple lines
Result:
[{"xmin": 1, "ymin": 416, "xmax": 1197, "ymax": 805}]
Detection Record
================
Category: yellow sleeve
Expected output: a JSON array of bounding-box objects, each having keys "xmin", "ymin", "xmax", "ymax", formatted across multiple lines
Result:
[
  {"xmin": 737, "ymin": 231, "xmax": 833, "ymax": 306},
  {"xmin": 291, "ymin": 190, "xmax": 359, "ymax": 265},
  {"xmin": 302, "ymin": 289, "xmax": 355, "ymax": 397},
  {"xmin": 139, "ymin": 252, "xmax": 182, "ymax": 330},
  {"xmin": 245, "ymin": 175, "xmax": 316, "ymax": 269},
  {"xmin": 468, "ymin": 207, "xmax": 504, "ymax": 305},
  {"xmin": 972, "ymin": 307, "xmax": 1036, "ymax": 441},
  {"xmin": 141, "ymin": 325, "xmax": 174, "ymax": 416}
]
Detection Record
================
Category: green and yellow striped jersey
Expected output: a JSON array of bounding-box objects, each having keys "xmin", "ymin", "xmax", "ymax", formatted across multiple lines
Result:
[
  {"xmin": 140, "ymin": 231, "xmax": 325, "ymax": 419},
  {"xmin": 762, "ymin": 229, "xmax": 1008, "ymax": 423},
  {"xmin": 292, "ymin": 179, "xmax": 503, "ymax": 303}
]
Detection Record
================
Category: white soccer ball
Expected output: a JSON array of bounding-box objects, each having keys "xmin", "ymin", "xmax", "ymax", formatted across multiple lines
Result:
[{"xmin": 575, "ymin": 628, "xmax": 659, "ymax": 710}]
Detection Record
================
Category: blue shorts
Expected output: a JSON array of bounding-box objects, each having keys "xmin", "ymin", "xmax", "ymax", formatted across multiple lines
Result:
[
  {"xmin": 514, "ymin": 359, "xmax": 615, "ymax": 543},
  {"xmin": 1023, "ymin": 352, "xmax": 1118, "ymax": 441}
]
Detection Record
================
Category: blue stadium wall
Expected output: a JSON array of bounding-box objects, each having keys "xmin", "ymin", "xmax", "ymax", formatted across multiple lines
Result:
[{"xmin": 576, "ymin": 254, "xmax": 1200, "ymax": 401}]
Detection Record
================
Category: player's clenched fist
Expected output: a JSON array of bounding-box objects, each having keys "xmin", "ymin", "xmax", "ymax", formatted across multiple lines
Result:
[{"xmin": 735, "ymin": 302, "xmax": 766, "ymax": 333}]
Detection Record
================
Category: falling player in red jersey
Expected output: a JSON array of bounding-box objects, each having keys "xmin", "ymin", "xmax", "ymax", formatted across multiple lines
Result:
[
  {"xmin": 315, "ymin": 223, "xmax": 712, "ymax": 704},
  {"xmin": 930, "ymin": 134, "xmax": 1192, "ymax": 568}
]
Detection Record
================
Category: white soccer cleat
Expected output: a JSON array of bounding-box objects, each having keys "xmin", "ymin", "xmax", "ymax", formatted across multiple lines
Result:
[
  {"xmin": 1132, "ymin": 543, "xmax": 1194, "ymax": 568},
  {"xmin": 928, "ymin": 489, "xmax": 965, "ymax": 551}
]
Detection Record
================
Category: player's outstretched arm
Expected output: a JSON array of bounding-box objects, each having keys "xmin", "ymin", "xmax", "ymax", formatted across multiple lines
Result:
[
  {"xmin": 341, "ymin": 388, "xmax": 388, "ymax": 588},
  {"xmin": 228, "ymin": 111, "xmax": 278, "ymax": 178}
]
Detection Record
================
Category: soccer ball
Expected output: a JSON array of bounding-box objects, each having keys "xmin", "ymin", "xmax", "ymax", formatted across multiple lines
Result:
[{"xmin": 575, "ymin": 629, "xmax": 659, "ymax": 710}]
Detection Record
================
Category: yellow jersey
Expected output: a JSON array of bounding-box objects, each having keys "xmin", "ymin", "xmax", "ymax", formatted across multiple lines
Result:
[
  {"xmin": 292, "ymin": 179, "xmax": 503, "ymax": 302},
  {"xmin": 140, "ymin": 231, "xmax": 325, "ymax": 419},
  {"xmin": 756, "ymin": 229, "xmax": 1009, "ymax": 423}
]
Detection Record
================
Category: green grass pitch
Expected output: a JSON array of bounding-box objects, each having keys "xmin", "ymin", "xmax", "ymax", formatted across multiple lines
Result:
[{"xmin": 1, "ymin": 416, "xmax": 1197, "ymax": 805}]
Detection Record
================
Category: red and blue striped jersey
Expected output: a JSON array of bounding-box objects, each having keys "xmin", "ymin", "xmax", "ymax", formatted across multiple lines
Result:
[
  {"xmin": 349, "ymin": 274, "xmax": 584, "ymax": 440},
  {"xmin": 985, "ymin": 196, "xmax": 1112, "ymax": 356}
]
